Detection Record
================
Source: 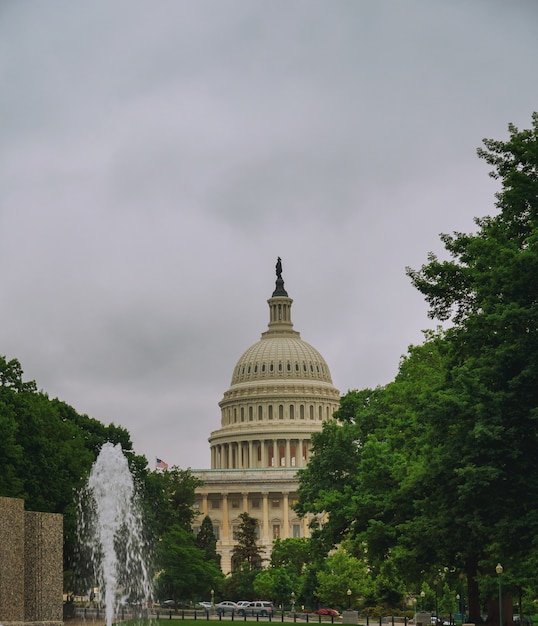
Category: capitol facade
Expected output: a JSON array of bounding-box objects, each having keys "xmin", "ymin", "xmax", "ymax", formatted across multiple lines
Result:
[{"xmin": 192, "ymin": 260, "xmax": 340, "ymax": 573}]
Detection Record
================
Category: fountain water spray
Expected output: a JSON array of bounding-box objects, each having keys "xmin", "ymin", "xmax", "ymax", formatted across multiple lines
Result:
[{"xmin": 77, "ymin": 442, "xmax": 152, "ymax": 626}]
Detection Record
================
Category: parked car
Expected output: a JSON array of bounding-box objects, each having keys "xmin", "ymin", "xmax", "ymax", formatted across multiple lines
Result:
[
  {"xmin": 161, "ymin": 600, "xmax": 175, "ymax": 608},
  {"xmin": 514, "ymin": 616, "xmax": 533, "ymax": 626},
  {"xmin": 195, "ymin": 602, "xmax": 212, "ymax": 611},
  {"xmin": 215, "ymin": 601, "xmax": 239, "ymax": 615},
  {"xmin": 237, "ymin": 601, "xmax": 274, "ymax": 617},
  {"xmin": 236, "ymin": 601, "xmax": 252, "ymax": 608},
  {"xmin": 314, "ymin": 608, "xmax": 340, "ymax": 617}
]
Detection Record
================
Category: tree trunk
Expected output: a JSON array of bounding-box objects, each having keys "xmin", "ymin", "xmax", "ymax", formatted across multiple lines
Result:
[
  {"xmin": 467, "ymin": 572, "xmax": 482, "ymax": 623},
  {"xmin": 487, "ymin": 593, "xmax": 513, "ymax": 626}
]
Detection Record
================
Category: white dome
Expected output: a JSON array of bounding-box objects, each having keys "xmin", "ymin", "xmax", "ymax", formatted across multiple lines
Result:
[
  {"xmin": 210, "ymin": 261, "xmax": 340, "ymax": 471},
  {"xmin": 231, "ymin": 336, "xmax": 333, "ymax": 385}
]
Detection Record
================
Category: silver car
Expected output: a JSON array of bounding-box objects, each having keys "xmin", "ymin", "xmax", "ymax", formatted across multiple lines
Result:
[{"xmin": 215, "ymin": 601, "xmax": 239, "ymax": 615}]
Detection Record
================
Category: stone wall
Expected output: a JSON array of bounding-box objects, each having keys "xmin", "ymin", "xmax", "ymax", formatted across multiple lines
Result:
[{"xmin": 0, "ymin": 496, "xmax": 63, "ymax": 626}]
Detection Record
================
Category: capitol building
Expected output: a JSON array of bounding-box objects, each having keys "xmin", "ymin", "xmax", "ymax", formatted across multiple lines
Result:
[{"xmin": 192, "ymin": 260, "xmax": 340, "ymax": 573}]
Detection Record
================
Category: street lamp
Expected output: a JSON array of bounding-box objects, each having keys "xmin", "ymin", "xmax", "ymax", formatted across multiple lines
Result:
[
  {"xmin": 291, "ymin": 592, "xmax": 295, "ymax": 613},
  {"xmin": 496, "ymin": 564, "xmax": 503, "ymax": 626},
  {"xmin": 347, "ymin": 589, "xmax": 352, "ymax": 610},
  {"xmin": 420, "ymin": 591, "xmax": 425, "ymax": 611},
  {"xmin": 211, "ymin": 589, "xmax": 214, "ymax": 608}
]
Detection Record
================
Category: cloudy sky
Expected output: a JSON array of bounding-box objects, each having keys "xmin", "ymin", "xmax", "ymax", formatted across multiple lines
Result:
[{"xmin": 2, "ymin": 1, "xmax": 537, "ymax": 470}]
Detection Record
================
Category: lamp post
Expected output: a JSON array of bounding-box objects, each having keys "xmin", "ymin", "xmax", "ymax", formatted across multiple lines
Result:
[
  {"xmin": 420, "ymin": 591, "xmax": 425, "ymax": 611},
  {"xmin": 211, "ymin": 589, "xmax": 214, "ymax": 609},
  {"xmin": 347, "ymin": 589, "xmax": 352, "ymax": 610},
  {"xmin": 434, "ymin": 579, "xmax": 439, "ymax": 623},
  {"xmin": 456, "ymin": 594, "xmax": 460, "ymax": 622},
  {"xmin": 291, "ymin": 592, "xmax": 295, "ymax": 613},
  {"xmin": 496, "ymin": 564, "xmax": 503, "ymax": 626}
]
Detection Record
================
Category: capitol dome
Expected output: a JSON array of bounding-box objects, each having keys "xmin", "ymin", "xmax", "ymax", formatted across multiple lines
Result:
[
  {"xmin": 231, "ymin": 336, "xmax": 333, "ymax": 385},
  {"xmin": 208, "ymin": 259, "xmax": 340, "ymax": 470}
]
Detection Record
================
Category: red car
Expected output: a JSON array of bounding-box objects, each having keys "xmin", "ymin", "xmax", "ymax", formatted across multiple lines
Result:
[{"xmin": 314, "ymin": 608, "xmax": 340, "ymax": 617}]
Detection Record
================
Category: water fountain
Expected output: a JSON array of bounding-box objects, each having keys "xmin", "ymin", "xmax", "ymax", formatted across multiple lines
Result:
[{"xmin": 77, "ymin": 442, "xmax": 152, "ymax": 626}]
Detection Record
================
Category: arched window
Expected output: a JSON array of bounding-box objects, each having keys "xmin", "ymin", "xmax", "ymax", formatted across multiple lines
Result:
[
  {"xmin": 279, "ymin": 405, "xmax": 284, "ymax": 419},
  {"xmin": 268, "ymin": 405, "xmax": 273, "ymax": 420},
  {"xmin": 289, "ymin": 405, "xmax": 294, "ymax": 419}
]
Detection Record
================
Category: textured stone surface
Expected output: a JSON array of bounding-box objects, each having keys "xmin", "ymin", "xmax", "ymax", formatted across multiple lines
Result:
[
  {"xmin": 0, "ymin": 497, "xmax": 63, "ymax": 626},
  {"xmin": 24, "ymin": 511, "xmax": 63, "ymax": 622},
  {"xmin": 0, "ymin": 497, "xmax": 25, "ymax": 621}
]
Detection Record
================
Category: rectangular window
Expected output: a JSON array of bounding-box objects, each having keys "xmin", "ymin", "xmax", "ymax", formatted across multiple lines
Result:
[
  {"xmin": 271, "ymin": 499, "xmax": 280, "ymax": 508},
  {"xmin": 293, "ymin": 524, "xmax": 301, "ymax": 538},
  {"xmin": 273, "ymin": 525, "xmax": 280, "ymax": 539},
  {"xmin": 214, "ymin": 526, "xmax": 220, "ymax": 540},
  {"xmin": 211, "ymin": 500, "xmax": 220, "ymax": 509},
  {"xmin": 252, "ymin": 499, "xmax": 260, "ymax": 509},
  {"xmin": 232, "ymin": 525, "xmax": 240, "ymax": 540},
  {"xmin": 232, "ymin": 500, "xmax": 240, "ymax": 509}
]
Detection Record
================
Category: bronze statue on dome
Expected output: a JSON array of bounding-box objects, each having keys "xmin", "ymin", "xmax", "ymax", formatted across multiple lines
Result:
[{"xmin": 276, "ymin": 257, "xmax": 282, "ymax": 279}]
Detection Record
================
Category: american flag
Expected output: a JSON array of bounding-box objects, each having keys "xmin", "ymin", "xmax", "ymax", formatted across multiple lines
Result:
[{"xmin": 155, "ymin": 457, "xmax": 169, "ymax": 470}]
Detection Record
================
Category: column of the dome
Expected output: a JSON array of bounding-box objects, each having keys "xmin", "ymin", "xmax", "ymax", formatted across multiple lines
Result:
[
  {"xmin": 262, "ymin": 492, "xmax": 269, "ymax": 541},
  {"xmin": 248, "ymin": 441, "xmax": 253, "ymax": 469},
  {"xmin": 285, "ymin": 439, "xmax": 291, "ymax": 467},
  {"xmin": 283, "ymin": 493, "xmax": 289, "ymax": 538},
  {"xmin": 297, "ymin": 438, "xmax": 303, "ymax": 467},
  {"xmin": 227, "ymin": 444, "xmax": 233, "ymax": 468},
  {"xmin": 273, "ymin": 438, "xmax": 278, "ymax": 467},
  {"xmin": 222, "ymin": 493, "xmax": 229, "ymax": 539}
]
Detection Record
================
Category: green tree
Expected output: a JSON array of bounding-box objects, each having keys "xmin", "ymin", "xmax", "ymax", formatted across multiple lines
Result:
[
  {"xmin": 296, "ymin": 115, "xmax": 538, "ymax": 622},
  {"xmin": 155, "ymin": 524, "xmax": 222, "ymax": 604},
  {"xmin": 270, "ymin": 537, "xmax": 311, "ymax": 578},
  {"xmin": 231, "ymin": 512, "xmax": 264, "ymax": 571},
  {"xmin": 0, "ymin": 355, "xmax": 148, "ymax": 593},
  {"xmin": 223, "ymin": 563, "xmax": 258, "ymax": 601},
  {"xmin": 295, "ymin": 335, "xmax": 463, "ymax": 606},
  {"xmin": 196, "ymin": 515, "xmax": 221, "ymax": 568},
  {"xmin": 406, "ymin": 113, "xmax": 538, "ymax": 620},
  {"xmin": 143, "ymin": 466, "xmax": 202, "ymax": 538},
  {"xmin": 250, "ymin": 565, "xmax": 296, "ymax": 608},
  {"xmin": 315, "ymin": 546, "xmax": 370, "ymax": 610},
  {"xmin": 145, "ymin": 467, "xmax": 224, "ymax": 602}
]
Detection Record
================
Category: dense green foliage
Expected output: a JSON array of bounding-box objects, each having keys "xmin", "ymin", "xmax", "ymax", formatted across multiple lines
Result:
[
  {"xmin": 296, "ymin": 113, "xmax": 538, "ymax": 621},
  {"xmin": 231, "ymin": 512, "xmax": 265, "ymax": 570},
  {"xmin": 196, "ymin": 515, "xmax": 221, "ymax": 568},
  {"xmin": 152, "ymin": 470, "xmax": 224, "ymax": 603},
  {"xmin": 0, "ymin": 355, "xmax": 146, "ymax": 585},
  {"xmin": 0, "ymin": 355, "xmax": 223, "ymax": 604}
]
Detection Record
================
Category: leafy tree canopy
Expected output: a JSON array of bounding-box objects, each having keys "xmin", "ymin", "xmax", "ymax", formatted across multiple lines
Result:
[{"xmin": 297, "ymin": 114, "xmax": 538, "ymax": 620}]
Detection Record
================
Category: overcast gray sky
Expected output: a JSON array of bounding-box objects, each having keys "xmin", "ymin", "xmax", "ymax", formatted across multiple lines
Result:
[{"xmin": 2, "ymin": 1, "xmax": 537, "ymax": 470}]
